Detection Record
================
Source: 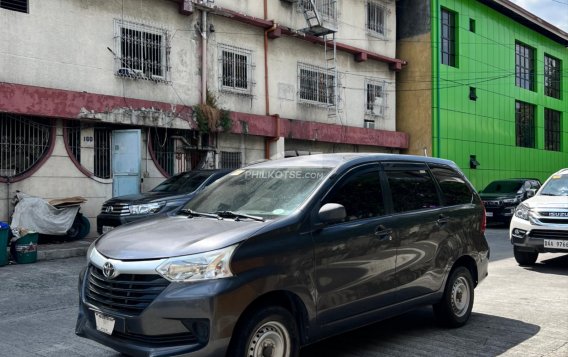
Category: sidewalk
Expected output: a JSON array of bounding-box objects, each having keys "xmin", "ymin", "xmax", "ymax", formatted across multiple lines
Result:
[{"xmin": 37, "ymin": 236, "xmax": 96, "ymax": 261}]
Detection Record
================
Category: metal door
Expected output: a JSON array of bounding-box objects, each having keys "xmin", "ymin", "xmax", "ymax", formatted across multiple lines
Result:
[{"xmin": 112, "ymin": 130, "xmax": 141, "ymax": 197}]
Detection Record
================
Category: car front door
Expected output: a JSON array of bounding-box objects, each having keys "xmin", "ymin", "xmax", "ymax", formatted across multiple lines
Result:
[{"xmin": 313, "ymin": 163, "xmax": 399, "ymax": 326}]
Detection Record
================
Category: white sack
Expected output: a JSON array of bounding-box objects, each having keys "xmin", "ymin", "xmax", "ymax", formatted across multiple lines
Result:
[{"xmin": 11, "ymin": 193, "xmax": 79, "ymax": 235}]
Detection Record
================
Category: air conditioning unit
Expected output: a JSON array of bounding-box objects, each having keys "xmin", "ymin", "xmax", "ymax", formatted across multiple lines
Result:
[
  {"xmin": 117, "ymin": 68, "xmax": 145, "ymax": 78},
  {"xmin": 364, "ymin": 121, "xmax": 375, "ymax": 129}
]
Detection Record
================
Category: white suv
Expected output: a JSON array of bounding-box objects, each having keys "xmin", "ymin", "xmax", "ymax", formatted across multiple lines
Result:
[{"xmin": 510, "ymin": 168, "xmax": 568, "ymax": 265}]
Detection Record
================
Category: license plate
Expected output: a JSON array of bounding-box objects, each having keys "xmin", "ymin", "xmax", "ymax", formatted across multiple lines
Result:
[
  {"xmin": 102, "ymin": 226, "xmax": 114, "ymax": 234},
  {"xmin": 544, "ymin": 239, "xmax": 568, "ymax": 250},
  {"xmin": 94, "ymin": 311, "xmax": 115, "ymax": 335},
  {"xmin": 486, "ymin": 212, "xmax": 493, "ymax": 217}
]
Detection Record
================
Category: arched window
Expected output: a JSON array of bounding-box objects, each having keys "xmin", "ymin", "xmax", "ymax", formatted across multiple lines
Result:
[
  {"xmin": 64, "ymin": 121, "xmax": 113, "ymax": 179},
  {"xmin": 0, "ymin": 113, "xmax": 53, "ymax": 182}
]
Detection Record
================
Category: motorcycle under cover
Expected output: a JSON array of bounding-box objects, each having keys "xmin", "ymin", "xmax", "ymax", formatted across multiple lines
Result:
[{"xmin": 11, "ymin": 193, "xmax": 80, "ymax": 235}]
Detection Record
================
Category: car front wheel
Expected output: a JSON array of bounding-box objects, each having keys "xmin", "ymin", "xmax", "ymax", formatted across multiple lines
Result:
[
  {"xmin": 513, "ymin": 245, "xmax": 538, "ymax": 266},
  {"xmin": 433, "ymin": 266, "xmax": 474, "ymax": 328}
]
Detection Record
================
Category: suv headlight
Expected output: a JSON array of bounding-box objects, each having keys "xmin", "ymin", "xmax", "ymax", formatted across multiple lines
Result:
[
  {"xmin": 129, "ymin": 202, "xmax": 165, "ymax": 215},
  {"xmin": 156, "ymin": 245, "xmax": 237, "ymax": 282},
  {"xmin": 514, "ymin": 204, "xmax": 530, "ymax": 220}
]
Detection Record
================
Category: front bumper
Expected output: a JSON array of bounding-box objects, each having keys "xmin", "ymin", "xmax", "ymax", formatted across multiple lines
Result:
[
  {"xmin": 96, "ymin": 213, "xmax": 153, "ymax": 234},
  {"xmin": 509, "ymin": 216, "xmax": 568, "ymax": 253},
  {"xmin": 484, "ymin": 205, "xmax": 516, "ymax": 221}
]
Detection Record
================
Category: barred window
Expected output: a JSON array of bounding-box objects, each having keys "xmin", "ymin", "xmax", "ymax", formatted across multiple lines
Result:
[
  {"xmin": 0, "ymin": 0, "xmax": 28, "ymax": 13},
  {"xmin": 544, "ymin": 54, "xmax": 561, "ymax": 99},
  {"xmin": 220, "ymin": 151, "xmax": 242, "ymax": 169},
  {"xmin": 441, "ymin": 8, "xmax": 457, "ymax": 67},
  {"xmin": 515, "ymin": 42, "xmax": 535, "ymax": 91},
  {"xmin": 219, "ymin": 44, "xmax": 253, "ymax": 95},
  {"xmin": 299, "ymin": 0, "xmax": 338, "ymax": 22},
  {"xmin": 65, "ymin": 122, "xmax": 113, "ymax": 179},
  {"xmin": 367, "ymin": 1, "xmax": 387, "ymax": 37},
  {"xmin": 113, "ymin": 19, "xmax": 170, "ymax": 82},
  {"xmin": 515, "ymin": 101, "xmax": 535, "ymax": 148},
  {"xmin": 545, "ymin": 109, "xmax": 561, "ymax": 152},
  {"xmin": 298, "ymin": 63, "xmax": 335, "ymax": 106},
  {"xmin": 365, "ymin": 80, "xmax": 386, "ymax": 117},
  {"xmin": 0, "ymin": 114, "xmax": 52, "ymax": 180}
]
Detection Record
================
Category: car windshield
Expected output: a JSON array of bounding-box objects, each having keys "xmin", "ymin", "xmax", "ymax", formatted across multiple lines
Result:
[
  {"xmin": 183, "ymin": 167, "xmax": 332, "ymax": 219},
  {"xmin": 540, "ymin": 174, "xmax": 568, "ymax": 196},
  {"xmin": 151, "ymin": 172, "xmax": 212, "ymax": 193},
  {"xmin": 482, "ymin": 180, "xmax": 523, "ymax": 194}
]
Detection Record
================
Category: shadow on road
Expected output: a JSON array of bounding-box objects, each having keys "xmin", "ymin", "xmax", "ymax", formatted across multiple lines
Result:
[
  {"xmin": 525, "ymin": 254, "xmax": 568, "ymax": 276},
  {"xmin": 301, "ymin": 307, "xmax": 539, "ymax": 356}
]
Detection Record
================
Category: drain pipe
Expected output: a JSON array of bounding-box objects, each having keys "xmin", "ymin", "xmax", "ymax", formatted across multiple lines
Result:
[
  {"xmin": 263, "ymin": 0, "xmax": 280, "ymax": 159},
  {"xmin": 200, "ymin": 9, "xmax": 208, "ymax": 104}
]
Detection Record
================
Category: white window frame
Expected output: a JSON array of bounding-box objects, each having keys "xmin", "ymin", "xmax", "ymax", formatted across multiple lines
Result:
[
  {"xmin": 298, "ymin": 63, "xmax": 336, "ymax": 107},
  {"xmin": 366, "ymin": 0, "xmax": 389, "ymax": 38},
  {"xmin": 218, "ymin": 44, "xmax": 254, "ymax": 95},
  {"xmin": 365, "ymin": 79, "xmax": 387, "ymax": 118},
  {"xmin": 113, "ymin": 19, "xmax": 170, "ymax": 82}
]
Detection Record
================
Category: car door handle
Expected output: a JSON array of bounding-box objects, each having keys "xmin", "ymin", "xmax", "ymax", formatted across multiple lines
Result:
[
  {"xmin": 437, "ymin": 215, "xmax": 450, "ymax": 226},
  {"xmin": 375, "ymin": 225, "xmax": 393, "ymax": 241}
]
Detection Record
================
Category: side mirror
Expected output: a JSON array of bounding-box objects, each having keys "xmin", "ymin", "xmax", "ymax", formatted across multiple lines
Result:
[
  {"xmin": 318, "ymin": 203, "xmax": 346, "ymax": 224},
  {"xmin": 526, "ymin": 189, "xmax": 536, "ymax": 199}
]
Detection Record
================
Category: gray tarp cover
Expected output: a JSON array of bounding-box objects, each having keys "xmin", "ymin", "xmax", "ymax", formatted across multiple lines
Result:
[{"xmin": 11, "ymin": 193, "xmax": 80, "ymax": 235}]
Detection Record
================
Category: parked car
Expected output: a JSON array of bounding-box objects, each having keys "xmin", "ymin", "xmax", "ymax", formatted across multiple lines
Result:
[
  {"xmin": 479, "ymin": 178, "xmax": 541, "ymax": 224},
  {"xmin": 77, "ymin": 154, "xmax": 489, "ymax": 357},
  {"xmin": 96, "ymin": 169, "xmax": 230, "ymax": 234},
  {"xmin": 510, "ymin": 169, "xmax": 568, "ymax": 266}
]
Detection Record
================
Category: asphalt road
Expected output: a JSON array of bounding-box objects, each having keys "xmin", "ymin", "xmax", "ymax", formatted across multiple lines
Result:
[{"xmin": 0, "ymin": 227, "xmax": 566, "ymax": 357}]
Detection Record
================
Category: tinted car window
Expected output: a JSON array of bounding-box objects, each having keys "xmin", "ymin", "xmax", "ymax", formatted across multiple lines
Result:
[
  {"xmin": 387, "ymin": 169, "xmax": 440, "ymax": 213},
  {"xmin": 151, "ymin": 172, "xmax": 211, "ymax": 193},
  {"xmin": 323, "ymin": 168, "xmax": 384, "ymax": 221},
  {"xmin": 482, "ymin": 180, "xmax": 522, "ymax": 194},
  {"xmin": 430, "ymin": 167, "xmax": 473, "ymax": 205}
]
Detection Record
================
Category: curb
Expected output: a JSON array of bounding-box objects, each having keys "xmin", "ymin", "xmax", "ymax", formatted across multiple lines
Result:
[{"xmin": 37, "ymin": 245, "xmax": 90, "ymax": 261}]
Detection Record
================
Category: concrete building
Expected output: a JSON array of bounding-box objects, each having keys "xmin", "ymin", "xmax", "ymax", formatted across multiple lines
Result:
[
  {"xmin": 397, "ymin": 0, "xmax": 568, "ymax": 189},
  {"xmin": 0, "ymin": 0, "xmax": 408, "ymax": 236}
]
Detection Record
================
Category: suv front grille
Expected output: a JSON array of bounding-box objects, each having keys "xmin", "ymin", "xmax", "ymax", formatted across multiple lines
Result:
[
  {"xmin": 100, "ymin": 203, "xmax": 130, "ymax": 216},
  {"xmin": 86, "ymin": 266, "xmax": 170, "ymax": 315},
  {"xmin": 529, "ymin": 230, "xmax": 568, "ymax": 240},
  {"xmin": 483, "ymin": 200, "xmax": 501, "ymax": 207}
]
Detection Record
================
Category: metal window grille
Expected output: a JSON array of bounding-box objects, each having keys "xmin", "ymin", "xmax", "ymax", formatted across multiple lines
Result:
[
  {"xmin": 515, "ymin": 101, "xmax": 535, "ymax": 148},
  {"xmin": 298, "ymin": 63, "xmax": 336, "ymax": 106},
  {"xmin": 0, "ymin": 0, "xmax": 28, "ymax": 13},
  {"xmin": 366, "ymin": 1, "xmax": 387, "ymax": 37},
  {"xmin": 113, "ymin": 19, "xmax": 170, "ymax": 82},
  {"xmin": 365, "ymin": 80, "xmax": 386, "ymax": 117},
  {"xmin": 440, "ymin": 8, "xmax": 456, "ymax": 67},
  {"xmin": 220, "ymin": 151, "xmax": 242, "ymax": 169},
  {"xmin": 515, "ymin": 42, "xmax": 535, "ymax": 91},
  {"xmin": 66, "ymin": 122, "xmax": 113, "ymax": 179},
  {"xmin": 544, "ymin": 54, "xmax": 561, "ymax": 99},
  {"xmin": 545, "ymin": 109, "xmax": 561, "ymax": 152},
  {"xmin": 150, "ymin": 128, "xmax": 211, "ymax": 175},
  {"xmin": 219, "ymin": 44, "xmax": 254, "ymax": 95},
  {"xmin": 299, "ymin": 0, "xmax": 338, "ymax": 22},
  {"xmin": 0, "ymin": 113, "xmax": 52, "ymax": 179}
]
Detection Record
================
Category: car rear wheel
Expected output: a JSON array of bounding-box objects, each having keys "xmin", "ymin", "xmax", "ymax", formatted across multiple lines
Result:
[
  {"xmin": 513, "ymin": 246, "xmax": 538, "ymax": 266},
  {"xmin": 433, "ymin": 266, "xmax": 474, "ymax": 328},
  {"xmin": 228, "ymin": 306, "xmax": 299, "ymax": 357}
]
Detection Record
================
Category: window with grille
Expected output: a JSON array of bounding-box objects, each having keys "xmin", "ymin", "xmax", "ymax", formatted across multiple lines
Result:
[
  {"xmin": 545, "ymin": 109, "xmax": 561, "ymax": 152},
  {"xmin": 219, "ymin": 44, "xmax": 253, "ymax": 95},
  {"xmin": 440, "ymin": 8, "xmax": 457, "ymax": 67},
  {"xmin": 515, "ymin": 42, "xmax": 535, "ymax": 91},
  {"xmin": 113, "ymin": 19, "xmax": 170, "ymax": 82},
  {"xmin": 65, "ymin": 122, "xmax": 113, "ymax": 179},
  {"xmin": 366, "ymin": 1, "xmax": 387, "ymax": 37},
  {"xmin": 298, "ymin": 63, "xmax": 335, "ymax": 106},
  {"xmin": 0, "ymin": 0, "xmax": 28, "ymax": 13},
  {"xmin": 544, "ymin": 54, "xmax": 561, "ymax": 99},
  {"xmin": 220, "ymin": 152, "xmax": 242, "ymax": 169},
  {"xmin": 299, "ymin": 0, "xmax": 338, "ymax": 22},
  {"xmin": 365, "ymin": 80, "xmax": 386, "ymax": 117},
  {"xmin": 0, "ymin": 114, "xmax": 52, "ymax": 180},
  {"xmin": 515, "ymin": 101, "xmax": 535, "ymax": 148}
]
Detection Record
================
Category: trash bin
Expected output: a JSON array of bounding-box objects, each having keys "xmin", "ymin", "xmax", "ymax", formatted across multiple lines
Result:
[
  {"xmin": 0, "ymin": 222, "xmax": 9, "ymax": 267},
  {"xmin": 14, "ymin": 232, "xmax": 39, "ymax": 264}
]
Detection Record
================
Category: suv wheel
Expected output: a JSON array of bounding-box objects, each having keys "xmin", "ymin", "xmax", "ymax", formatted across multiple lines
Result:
[
  {"xmin": 513, "ymin": 246, "xmax": 538, "ymax": 266},
  {"xmin": 433, "ymin": 266, "xmax": 474, "ymax": 328},
  {"xmin": 229, "ymin": 306, "xmax": 300, "ymax": 357}
]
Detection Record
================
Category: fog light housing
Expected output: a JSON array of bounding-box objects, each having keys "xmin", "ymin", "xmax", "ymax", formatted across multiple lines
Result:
[{"xmin": 512, "ymin": 228, "xmax": 527, "ymax": 238}]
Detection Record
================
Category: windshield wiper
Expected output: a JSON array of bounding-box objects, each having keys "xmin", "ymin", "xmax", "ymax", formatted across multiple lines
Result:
[
  {"xmin": 215, "ymin": 210, "xmax": 265, "ymax": 222},
  {"xmin": 179, "ymin": 209, "xmax": 221, "ymax": 219}
]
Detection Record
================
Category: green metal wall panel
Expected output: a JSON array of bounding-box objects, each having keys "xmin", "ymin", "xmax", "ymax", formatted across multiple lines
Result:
[{"xmin": 432, "ymin": 0, "xmax": 568, "ymax": 190}]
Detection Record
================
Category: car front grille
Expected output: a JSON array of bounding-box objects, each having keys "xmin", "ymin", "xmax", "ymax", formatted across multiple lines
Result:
[
  {"xmin": 529, "ymin": 230, "xmax": 568, "ymax": 240},
  {"xmin": 537, "ymin": 218, "xmax": 568, "ymax": 225},
  {"xmin": 483, "ymin": 200, "xmax": 501, "ymax": 207},
  {"xmin": 112, "ymin": 331, "xmax": 198, "ymax": 346},
  {"xmin": 100, "ymin": 203, "xmax": 130, "ymax": 216},
  {"xmin": 86, "ymin": 266, "xmax": 170, "ymax": 315}
]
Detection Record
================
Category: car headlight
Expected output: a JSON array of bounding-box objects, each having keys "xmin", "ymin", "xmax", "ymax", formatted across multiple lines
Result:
[
  {"xmin": 514, "ymin": 204, "xmax": 530, "ymax": 220},
  {"xmin": 156, "ymin": 245, "xmax": 237, "ymax": 282},
  {"xmin": 129, "ymin": 202, "xmax": 165, "ymax": 215},
  {"xmin": 86, "ymin": 240, "xmax": 96, "ymax": 263}
]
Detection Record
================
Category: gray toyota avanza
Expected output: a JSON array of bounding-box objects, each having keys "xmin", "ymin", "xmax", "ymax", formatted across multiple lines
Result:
[{"xmin": 76, "ymin": 154, "xmax": 489, "ymax": 357}]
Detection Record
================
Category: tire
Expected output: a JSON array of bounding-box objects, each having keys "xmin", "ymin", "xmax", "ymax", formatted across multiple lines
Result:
[
  {"xmin": 67, "ymin": 214, "xmax": 90, "ymax": 241},
  {"xmin": 228, "ymin": 306, "xmax": 300, "ymax": 357},
  {"xmin": 513, "ymin": 245, "xmax": 538, "ymax": 266},
  {"xmin": 433, "ymin": 266, "xmax": 474, "ymax": 328}
]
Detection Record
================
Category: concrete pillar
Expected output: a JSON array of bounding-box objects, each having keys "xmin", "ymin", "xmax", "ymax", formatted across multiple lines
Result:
[{"xmin": 269, "ymin": 137, "xmax": 285, "ymax": 160}]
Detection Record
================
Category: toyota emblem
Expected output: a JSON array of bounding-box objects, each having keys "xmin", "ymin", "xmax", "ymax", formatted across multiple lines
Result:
[
  {"xmin": 102, "ymin": 262, "xmax": 117, "ymax": 279},
  {"xmin": 105, "ymin": 206, "xmax": 113, "ymax": 213}
]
